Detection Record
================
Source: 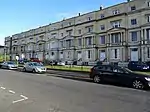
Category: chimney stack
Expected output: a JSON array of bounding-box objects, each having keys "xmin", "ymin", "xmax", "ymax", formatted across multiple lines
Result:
[{"xmin": 100, "ymin": 5, "xmax": 103, "ymax": 10}]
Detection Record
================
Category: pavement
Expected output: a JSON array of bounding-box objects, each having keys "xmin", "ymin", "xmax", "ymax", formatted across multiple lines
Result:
[
  {"xmin": 0, "ymin": 69, "xmax": 150, "ymax": 112},
  {"xmin": 18, "ymin": 67, "xmax": 90, "ymax": 79}
]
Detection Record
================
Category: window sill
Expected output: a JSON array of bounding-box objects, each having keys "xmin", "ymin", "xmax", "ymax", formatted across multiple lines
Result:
[
  {"xmin": 110, "ymin": 58, "xmax": 120, "ymax": 60},
  {"xmin": 99, "ymin": 44, "xmax": 106, "ymax": 45}
]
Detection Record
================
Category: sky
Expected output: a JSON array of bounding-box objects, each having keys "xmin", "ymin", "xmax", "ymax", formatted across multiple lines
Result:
[{"xmin": 0, "ymin": 0, "xmax": 125, "ymax": 45}]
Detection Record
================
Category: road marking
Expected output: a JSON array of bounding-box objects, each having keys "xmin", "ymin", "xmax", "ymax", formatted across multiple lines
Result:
[
  {"xmin": 20, "ymin": 95, "xmax": 28, "ymax": 99},
  {"xmin": 12, "ymin": 99, "xmax": 25, "ymax": 104},
  {"xmin": 13, "ymin": 95, "xmax": 28, "ymax": 104},
  {"xmin": 1, "ymin": 87, "xmax": 6, "ymax": 90},
  {"xmin": 8, "ymin": 90, "xmax": 15, "ymax": 94}
]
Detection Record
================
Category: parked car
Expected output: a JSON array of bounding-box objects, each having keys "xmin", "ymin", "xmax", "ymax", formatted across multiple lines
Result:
[
  {"xmin": 18, "ymin": 58, "xmax": 29, "ymax": 64},
  {"xmin": 90, "ymin": 64, "xmax": 150, "ymax": 90},
  {"xmin": 49, "ymin": 60, "xmax": 58, "ymax": 65},
  {"xmin": 145, "ymin": 61, "xmax": 150, "ymax": 69},
  {"xmin": 128, "ymin": 61, "xmax": 149, "ymax": 71},
  {"xmin": 23, "ymin": 62, "xmax": 47, "ymax": 73},
  {"xmin": 57, "ymin": 61, "xmax": 65, "ymax": 66},
  {"xmin": 0, "ymin": 61, "xmax": 18, "ymax": 70},
  {"xmin": 30, "ymin": 58, "xmax": 42, "ymax": 63}
]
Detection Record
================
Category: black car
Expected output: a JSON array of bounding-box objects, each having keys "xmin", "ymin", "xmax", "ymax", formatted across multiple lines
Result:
[
  {"xmin": 90, "ymin": 65, "xmax": 150, "ymax": 90},
  {"xmin": 146, "ymin": 61, "xmax": 150, "ymax": 69},
  {"xmin": 128, "ymin": 61, "xmax": 149, "ymax": 71}
]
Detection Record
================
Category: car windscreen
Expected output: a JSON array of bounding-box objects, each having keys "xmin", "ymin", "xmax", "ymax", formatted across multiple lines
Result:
[
  {"xmin": 7, "ymin": 62, "xmax": 15, "ymax": 65},
  {"xmin": 32, "ymin": 63, "xmax": 43, "ymax": 66}
]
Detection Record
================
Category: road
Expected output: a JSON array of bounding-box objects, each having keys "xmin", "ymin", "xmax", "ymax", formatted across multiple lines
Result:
[{"xmin": 0, "ymin": 69, "xmax": 150, "ymax": 112}]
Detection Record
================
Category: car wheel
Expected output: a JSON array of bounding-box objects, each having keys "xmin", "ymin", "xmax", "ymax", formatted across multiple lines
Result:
[
  {"xmin": 32, "ymin": 69, "xmax": 36, "ymax": 73},
  {"xmin": 132, "ymin": 80, "xmax": 144, "ymax": 89},
  {"xmin": 93, "ymin": 75, "xmax": 101, "ymax": 83}
]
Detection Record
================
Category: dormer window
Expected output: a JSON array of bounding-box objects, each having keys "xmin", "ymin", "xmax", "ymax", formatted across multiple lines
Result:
[
  {"xmin": 68, "ymin": 22, "xmax": 71, "ymax": 26},
  {"xmin": 111, "ymin": 21, "xmax": 121, "ymax": 28},
  {"xmin": 100, "ymin": 14, "xmax": 105, "ymax": 19},
  {"xmin": 113, "ymin": 10, "xmax": 119, "ymax": 15},
  {"xmin": 88, "ymin": 17, "xmax": 92, "ymax": 21},
  {"xmin": 131, "ymin": 6, "xmax": 136, "ymax": 11}
]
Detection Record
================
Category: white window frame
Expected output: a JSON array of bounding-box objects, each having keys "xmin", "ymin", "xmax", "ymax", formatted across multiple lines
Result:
[
  {"xmin": 78, "ymin": 29, "xmax": 81, "ymax": 34},
  {"xmin": 131, "ymin": 31, "xmax": 138, "ymax": 42},
  {"xmin": 148, "ymin": 15, "xmax": 150, "ymax": 23},
  {"xmin": 87, "ymin": 17, "xmax": 92, "ymax": 21},
  {"xmin": 77, "ymin": 51, "xmax": 82, "ymax": 60},
  {"xmin": 111, "ymin": 21, "xmax": 120, "ymax": 28},
  {"xmin": 99, "ymin": 35, "xmax": 105, "ymax": 44},
  {"xmin": 78, "ymin": 38, "xmax": 82, "ymax": 46},
  {"xmin": 148, "ymin": 1, "xmax": 150, "ymax": 7},
  {"xmin": 111, "ymin": 49, "xmax": 120, "ymax": 59},
  {"xmin": 113, "ymin": 10, "xmax": 120, "ymax": 15},
  {"xmin": 47, "ymin": 43, "xmax": 50, "ymax": 50},
  {"xmin": 131, "ymin": 6, "xmax": 136, "ymax": 11},
  {"xmin": 111, "ymin": 33, "xmax": 120, "ymax": 44},
  {"xmin": 100, "ymin": 14, "xmax": 105, "ymax": 19},
  {"xmin": 86, "ymin": 26, "xmax": 93, "ymax": 33},
  {"xmin": 131, "ymin": 19, "xmax": 137, "ymax": 25},
  {"xmin": 86, "ymin": 37, "xmax": 92, "ymax": 46},
  {"xmin": 59, "ymin": 41, "xmax": 63, "ymax": 48},
  {"xmin": 99, "ymin": 50, "xmax": 106, "ymax": 61},
  {"xmin": 100, "ymin": 25, "xmax": 105, "ymax": 30}
]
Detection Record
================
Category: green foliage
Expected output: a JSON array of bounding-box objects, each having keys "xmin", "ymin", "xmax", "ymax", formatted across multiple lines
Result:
[{"xmin": 0, "ymin": 54, "xmax": 10, "ymax": 62}]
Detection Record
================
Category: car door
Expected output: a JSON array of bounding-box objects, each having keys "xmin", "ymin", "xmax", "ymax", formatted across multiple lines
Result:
[
  {"xmin": 28, "ymin": 63, "xmax": 33, "ymax": 71},
  {"xmin": 100, "ymin": 66, "xmax": 116, "ymax": 83},
  {"xmin": 25, "ymin": 63, "xmax": 32, "ymax": 71},
  {"xmin": 2, "ymin": 62, "xmax": 7, "ymax": 68},
  {"xmin": 112, "ymin": 67, "xmax": 131, "ymax": 85}
]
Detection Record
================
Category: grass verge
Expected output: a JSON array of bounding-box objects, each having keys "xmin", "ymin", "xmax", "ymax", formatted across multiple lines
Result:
[{"xmin": 46, "ymin": 65, "xmax": 91, "ymax": 72}]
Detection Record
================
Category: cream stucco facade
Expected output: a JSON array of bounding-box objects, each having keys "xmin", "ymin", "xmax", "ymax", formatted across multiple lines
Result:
[{"xmin": 4, "ymin": 0, "xmax": 150, "ymax": 64}]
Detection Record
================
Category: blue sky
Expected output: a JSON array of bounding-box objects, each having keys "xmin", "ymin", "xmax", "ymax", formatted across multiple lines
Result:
[{"xmin": 0, "ymin": 0, "xmax": 125, "ymax": 45}]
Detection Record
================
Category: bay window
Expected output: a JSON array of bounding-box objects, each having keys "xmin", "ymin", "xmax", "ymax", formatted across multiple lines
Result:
[
  {"xmin": 100, "ymin": 36, "xmax": 105, "ymax": 44},
  {"xmin": 111, "ymin": 49, "xmax": 120, "ymax": 59},
  {"xmin": 111, "ymin": 33, "xmax": 120, "ymax": 44},
  {"xmin": 86, "ymin": 37, "xmax": 92, "ymax": 45}
]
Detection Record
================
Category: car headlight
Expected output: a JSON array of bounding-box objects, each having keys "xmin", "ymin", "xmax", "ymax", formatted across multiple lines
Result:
[{"xmin": 145, "ymin": 77, "xmax": 150, "ymax": 81}]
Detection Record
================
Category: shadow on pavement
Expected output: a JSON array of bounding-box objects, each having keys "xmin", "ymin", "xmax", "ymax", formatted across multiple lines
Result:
[
  {"xmin": 49, "ymin": 74, "xmax": 93, "ymax": 83},
  {"xmin": 50, "ymin": 74, "xmax": 150, "ymax": 91},
  {"xmin": 6, "ymin": 68, "xmax": 150, "ymax": 91}
]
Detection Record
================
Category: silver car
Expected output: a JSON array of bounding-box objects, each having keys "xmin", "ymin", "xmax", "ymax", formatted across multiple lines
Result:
[
  {"xmin": 0, "ymin": 61, "xmax": 18, "ymax": 70},
  {"xmin": 23, "ymin": 62, "xmax": 47, "ymax": 73}
]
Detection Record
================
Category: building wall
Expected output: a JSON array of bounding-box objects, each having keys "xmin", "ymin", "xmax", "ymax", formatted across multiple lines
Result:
[{"xmin": 4, "ymin": 0, "xmax": 150, "ymax": 64}]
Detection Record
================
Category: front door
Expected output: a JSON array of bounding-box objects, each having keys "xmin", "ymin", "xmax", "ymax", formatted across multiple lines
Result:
[
  {"xmin": 131, "ymin": 48, "xmax": 138, "ymax": 61},
  {"xmin": 100, "ymin": 50, "xmax": 106, "ymax": 61}
]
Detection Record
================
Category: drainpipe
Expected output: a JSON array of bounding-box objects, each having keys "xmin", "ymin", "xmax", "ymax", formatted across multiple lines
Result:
[{"xmin": 10, "ymin": 37, "xmax": 12, "ymax": 61}]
